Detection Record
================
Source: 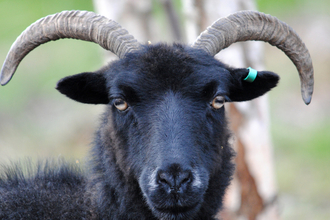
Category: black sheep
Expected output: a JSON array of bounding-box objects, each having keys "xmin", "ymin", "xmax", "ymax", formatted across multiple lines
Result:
[{"xmin": 0, "ymin": 10, "xmax": 313, "ymax": 220}]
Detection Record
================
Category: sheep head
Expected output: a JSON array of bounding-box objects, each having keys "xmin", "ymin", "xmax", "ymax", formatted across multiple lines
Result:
[{"xmin": 55, "ymin": 43, "xmax": 279, "ymax": 218}]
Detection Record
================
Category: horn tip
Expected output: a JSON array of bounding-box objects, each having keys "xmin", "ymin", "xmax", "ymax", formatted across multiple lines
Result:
[
  {"xmin": 0, "ymin": 68, "xmax": 14, "ymax": 86},
  {"xmin": 301, "ymin": 73, "xmax": 314, "ymax": 105},
  {"xmin": 303, "ymin": 95, "xmax": 312, "ymax": 105},
  {"xmin": 302, "ymin": 90, "xmax": 313, "ymax": 105}
]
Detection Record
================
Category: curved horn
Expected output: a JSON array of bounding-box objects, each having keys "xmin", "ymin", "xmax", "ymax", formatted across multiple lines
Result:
[
  {"xmin": 0, "ymin": 10, "xmax": 141, "ymax": 86},
  {"xmin": 192, "ymin": 11, "xmax": 314, "ymax": 105}
]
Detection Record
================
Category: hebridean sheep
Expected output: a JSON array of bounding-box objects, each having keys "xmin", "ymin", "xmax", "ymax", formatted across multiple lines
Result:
[{"xmin": 0, "ymin": 10, "xmax": 313, "ymax": 220}]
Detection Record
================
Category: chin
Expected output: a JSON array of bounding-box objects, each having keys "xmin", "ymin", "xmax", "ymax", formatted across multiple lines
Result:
[{"xmin": 152, "ymin": 202, "xmax": 202, "ymax": 220}]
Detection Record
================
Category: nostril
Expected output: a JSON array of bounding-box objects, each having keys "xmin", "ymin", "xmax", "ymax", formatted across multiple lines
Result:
[
  {"xmin": 157, "ymin": 169, "xmax": 193, "ymax": 192},
  {"xmin": 177, "ymin": 171, "xmax": 192, "ymax": 187},
  {"xmin": 157, "ymin": 171, "xmax": 173, "ymax": 187},
  {"xmin": 158, "ymin": 172, "xmax": 171, "ymax": 185}
]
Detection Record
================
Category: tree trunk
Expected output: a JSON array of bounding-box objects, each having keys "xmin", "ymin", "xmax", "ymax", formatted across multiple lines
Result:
[{"xmin": 93, "ymin": 1, "xmax": 279, "ymax": 219}]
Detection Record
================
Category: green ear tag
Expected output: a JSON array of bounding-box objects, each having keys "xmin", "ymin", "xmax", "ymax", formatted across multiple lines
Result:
[{"xmin": 244, "ymin": 67, "xmax": 258, "ymax": 83}]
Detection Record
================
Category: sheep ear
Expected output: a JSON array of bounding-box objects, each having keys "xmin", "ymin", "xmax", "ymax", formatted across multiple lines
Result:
[
  {"xmin": 227, "ymin": 68, "xmax": 279, "ymax": 102},
  {"xmin": 56, "ymin": 72, "xmax": 109, "ymax": 104}
]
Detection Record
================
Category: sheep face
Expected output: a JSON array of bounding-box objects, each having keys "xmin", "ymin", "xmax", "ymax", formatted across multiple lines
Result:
[{"xmin": 57, "ymin": 43, "xmax": 279, "ymax": 219}]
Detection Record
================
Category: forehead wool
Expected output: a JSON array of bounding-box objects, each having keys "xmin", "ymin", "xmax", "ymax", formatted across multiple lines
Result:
[{"xmin": 108, "ymin": 43, "xmax": 230, "ymax": 99}]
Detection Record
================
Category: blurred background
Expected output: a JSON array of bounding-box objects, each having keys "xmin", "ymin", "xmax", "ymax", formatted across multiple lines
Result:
[{"xmin": 0, "ymin": 0, "xmax": 329, "ymax": 219}]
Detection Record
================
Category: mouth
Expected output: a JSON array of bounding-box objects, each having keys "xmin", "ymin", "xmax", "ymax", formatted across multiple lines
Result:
[{"xmin": 153, "ymin": 202, "xmax": 200, "ymax": 216}]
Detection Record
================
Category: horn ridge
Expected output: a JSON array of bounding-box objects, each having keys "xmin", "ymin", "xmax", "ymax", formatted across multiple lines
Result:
[{"xmin": 0, "ymin": 10, "xmax": 141, "ymax": 86}]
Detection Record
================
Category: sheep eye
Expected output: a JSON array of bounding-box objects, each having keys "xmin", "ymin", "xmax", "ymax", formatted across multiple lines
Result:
[
  {"xmin": 211, "ymin": 96, "xmax": 225, "ymax": 109},
  {"xmin": 114, "ymin": 99, "xmax": 129, "ymax": 111}
]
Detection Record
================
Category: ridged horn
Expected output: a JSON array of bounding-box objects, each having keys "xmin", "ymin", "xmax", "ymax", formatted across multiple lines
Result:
[
  {"xmin": 192, "ymin": 11, "xmax": 314, "ymax": 105},
  {"xmin": 0, "ymin": 10, "xmax": 141, "ymax": 86}
]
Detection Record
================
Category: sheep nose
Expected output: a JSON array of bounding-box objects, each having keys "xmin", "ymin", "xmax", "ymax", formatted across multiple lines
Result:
[{"xmin": 157, "ymin": 167, "xmax": 193, "ymax": 193}]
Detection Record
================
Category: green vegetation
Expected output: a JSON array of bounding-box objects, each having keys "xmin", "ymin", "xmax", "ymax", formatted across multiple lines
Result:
[
  {"xmin": 257, "ymin": 0, "xmax": 330, "ymax": 16},
  {"xmin": 0, "ymin": 0, "xmax": 103, "ymax": 161},
  {"xmin": 271, "ymin": 118, "xmax": 330, "ymax": 219}
]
